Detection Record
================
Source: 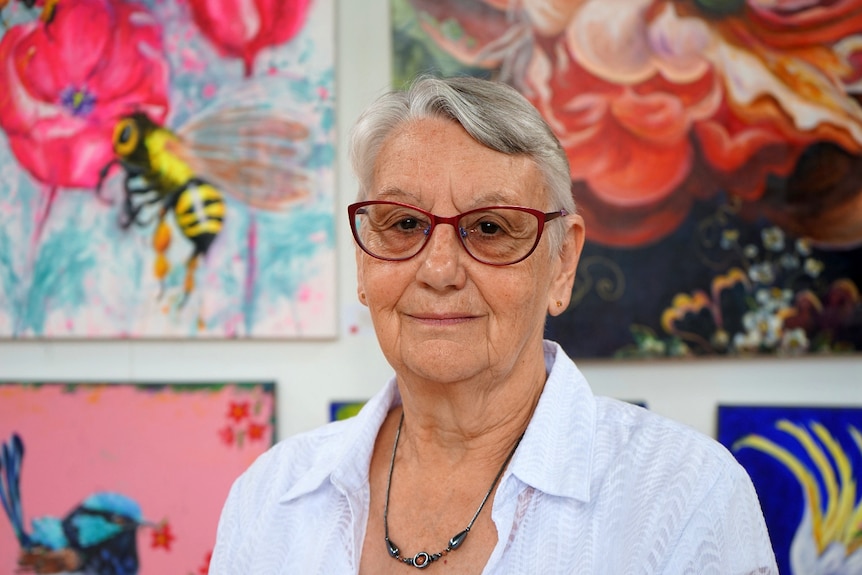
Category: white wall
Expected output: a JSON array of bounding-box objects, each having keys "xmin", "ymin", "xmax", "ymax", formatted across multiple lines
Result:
[{"xmin": 1, "ymin": 0, "xmax": 860, "ymax": 440}]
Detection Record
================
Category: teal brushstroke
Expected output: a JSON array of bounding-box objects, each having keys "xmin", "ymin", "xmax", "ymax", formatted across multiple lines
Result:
[
  {"xmin": 308, "ymin": 142, "xmax": 335, "ymax": 172},
  {"xmin": 243, "ymin": 213, "xmax": 257, "ymax": 335},
  {"xmin": 319, "ymin": 104, "xmax": 336, "ymax": 136},
  {"xmin": 256, "ymin": 209, "xmax": 334, "ymax": 295},
  {"xmin": 0, "ymin": 230, "xmax": 20, "ymax": 311},
  {"xmin": 231, "ymin": 207, "xmax": 334, "ymax": 334},
  {"xmin": 213, "ymin": 199, "xmax": 334, "ymax": 334},
  {"xmin": 22, "ymin": 222, "xmax": 96, "ymax": 336}
]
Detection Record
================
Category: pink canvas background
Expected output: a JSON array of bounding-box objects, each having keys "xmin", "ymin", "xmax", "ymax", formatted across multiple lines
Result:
[{"xmin": 0, "ymin": 382, "xmax": 274, "ymax": 574}]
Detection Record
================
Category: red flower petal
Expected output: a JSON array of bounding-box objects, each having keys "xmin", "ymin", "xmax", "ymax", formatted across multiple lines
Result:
[
  {"xmin": 227, "ymin": 401, "xmax": 250, "ymax": 423},
  {"xmin": 247, "ymin": 422, "xmax": 267, "ymax": 441},
  {"xmin": 0, "ymin": 0, "xmax": 170, "ymax": 188},
  {"xmin": 151, "ymin": 522, "xmax": 176, "ymax": 551},
  {"xmin": 189, "ymin": 0, "xmax": 311, "ymax": 76},
  {"xmin": 218, "ymin": 425, "xmax": 235, "ymax": 445}
]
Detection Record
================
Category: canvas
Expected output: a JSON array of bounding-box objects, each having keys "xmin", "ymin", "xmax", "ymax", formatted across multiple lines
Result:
[
  {"xmin": 390, "ymin": 0, "xmax": 862, "ymax": 359},
  {"xmin": 717, "ymin": 404, "xmax": 862, "ymax": 574},
  {"xmin": 329, "ymin": 400, "xmax": 366, "ymax": 422},
  {"xmin": 0, "ymin": 381, "xmax": 275, "ymax": 575},
  {"xmin": 0, "ymin": 0, "xmax": 335, "ymax": 338}
]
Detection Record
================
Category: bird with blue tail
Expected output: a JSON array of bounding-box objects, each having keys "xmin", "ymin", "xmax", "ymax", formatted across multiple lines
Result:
[{"xmin": 0, "ymin": 433, "xmax": 152, "ymax": 574}]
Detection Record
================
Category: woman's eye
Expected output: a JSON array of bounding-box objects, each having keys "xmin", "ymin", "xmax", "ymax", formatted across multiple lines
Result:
[
  {"xmin": 396, "ymin": 217, "xmax": 419, "ymax": 230},
  {"xmin": 479, "ymin": 221, "xmax": 503, "ymax": 235}
]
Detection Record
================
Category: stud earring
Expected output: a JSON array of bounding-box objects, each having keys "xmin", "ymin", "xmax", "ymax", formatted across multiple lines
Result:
[{"xmin": 556, "ymin": 301, "xmax": 562, "ymax": 308}]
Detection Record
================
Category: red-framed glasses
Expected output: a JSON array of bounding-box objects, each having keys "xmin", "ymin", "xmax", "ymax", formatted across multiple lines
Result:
[{"xmin": 348, "ymin": 200, "xmax": 567, "ymax": 266}]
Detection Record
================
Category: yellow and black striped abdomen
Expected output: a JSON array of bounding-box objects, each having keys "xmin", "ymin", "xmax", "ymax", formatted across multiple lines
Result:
[{"xmin": 174, "ymin": 181, "xmax": 225, "ymax": 247}]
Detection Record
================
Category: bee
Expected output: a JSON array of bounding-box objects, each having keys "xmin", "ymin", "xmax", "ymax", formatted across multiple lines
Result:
[{"xmin": 96, "ymin": 90, "xmax": 311, "ymax": 306}]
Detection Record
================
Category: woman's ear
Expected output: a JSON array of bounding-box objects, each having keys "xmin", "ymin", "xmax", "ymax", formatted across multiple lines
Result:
[
  {"xmin": 548, "ymin": 213, "xmax": 585, "ymax": 316},
  {"xmin": 356, "ymin": 246, "xmax": 368, "ymax": 307}
]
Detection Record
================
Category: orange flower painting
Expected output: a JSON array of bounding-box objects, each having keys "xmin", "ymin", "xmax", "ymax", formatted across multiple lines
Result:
[{"xmin": 392, "ymin": 0, "xmax": 862, "ymax": 358}]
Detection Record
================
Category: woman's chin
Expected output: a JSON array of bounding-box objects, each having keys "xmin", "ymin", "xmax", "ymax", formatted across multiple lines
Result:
[{"xmin": 396, "ymin": 338, "xmax": 489, "ymax": 383}]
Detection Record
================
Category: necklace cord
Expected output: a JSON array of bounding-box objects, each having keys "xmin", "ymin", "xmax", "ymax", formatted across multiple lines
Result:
[{"xmin": 383, "ymin": 410, "xmax": 525, "ymax": 569}]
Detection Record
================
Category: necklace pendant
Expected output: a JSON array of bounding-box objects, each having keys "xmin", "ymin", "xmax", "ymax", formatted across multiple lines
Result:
[
  {"xmin": 410, "ymin": 551, "xmax": 432, "ymax": 569},
  {"xmin": 383, "ymin": 413, "xmax": 525, "ymax": 571},
  {"xmin": 449, "ymin": 528, "xmax": 469, "ymax": 550},
  {"xmin": 385, "ymin": 537, "xmax": 400, "ymax": 558}
]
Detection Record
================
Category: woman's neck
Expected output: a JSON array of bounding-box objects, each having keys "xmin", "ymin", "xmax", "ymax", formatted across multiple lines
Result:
[{"xmin": 393, "ymin": 356, "xmax": 546, "ymax": 464}]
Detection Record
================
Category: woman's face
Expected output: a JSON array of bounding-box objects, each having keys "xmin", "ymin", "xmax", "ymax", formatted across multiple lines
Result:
[{"xmin": 356, "ymin": 117, "xmax": 583, "ymax": 385}]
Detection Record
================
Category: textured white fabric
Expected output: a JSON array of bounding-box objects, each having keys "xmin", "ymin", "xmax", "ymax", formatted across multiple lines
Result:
[{"xmin": 210, "ymin": 341, "xmax": 778, "ymax": 574}]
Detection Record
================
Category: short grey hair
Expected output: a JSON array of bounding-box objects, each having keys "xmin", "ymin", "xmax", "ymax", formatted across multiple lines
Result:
[{"xmin": 348, "ymin": 75, "xmax": 575, "ymax": 252}]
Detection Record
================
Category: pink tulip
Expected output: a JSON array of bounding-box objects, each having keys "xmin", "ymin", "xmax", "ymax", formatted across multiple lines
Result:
[{"xmin": 188, "ymin": 0, "xmax": 312, "ymax": 76}]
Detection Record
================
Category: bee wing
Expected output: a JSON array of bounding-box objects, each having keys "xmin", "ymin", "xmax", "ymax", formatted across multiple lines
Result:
[{"xmin": 172, "ymin": 105, "xmax": 312, "ymax": 211}]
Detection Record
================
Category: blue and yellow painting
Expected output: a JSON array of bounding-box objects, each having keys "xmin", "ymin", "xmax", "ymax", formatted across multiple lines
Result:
[
  {"xmin": 718, "ymin": 405, "xmax": 862, "ymax": 574},
  {"xmin": 0, "ymin": 0, "xmax": 335, "ymax": 338},
  {"xmin": 329, "ymin": 400, "xmax": 366, "ymax": 422}
]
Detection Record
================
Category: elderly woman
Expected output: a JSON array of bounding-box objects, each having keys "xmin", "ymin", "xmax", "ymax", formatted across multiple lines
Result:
[{"xmin": 210, "ymin": 76, "xmax": 777, "ymax": 574}]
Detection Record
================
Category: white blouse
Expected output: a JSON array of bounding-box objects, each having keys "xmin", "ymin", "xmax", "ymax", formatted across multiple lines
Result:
[{"xmin": 210, "ymin": 341, "xmax": 778, "ymax": 574}]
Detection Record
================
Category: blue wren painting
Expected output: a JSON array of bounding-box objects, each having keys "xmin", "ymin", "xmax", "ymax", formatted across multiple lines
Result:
[
  {"xmin": 0, "ymin": 381, "xmax": 276, "ymax": 574},
  {"xmin": 0, "ymin": 434, "xmax": 155, "ymax": 574}
]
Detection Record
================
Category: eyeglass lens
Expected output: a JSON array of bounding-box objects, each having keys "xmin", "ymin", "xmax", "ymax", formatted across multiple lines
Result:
[{"xmin": 352, "ymin": 203, "xmax": 542, "ymax": 265}]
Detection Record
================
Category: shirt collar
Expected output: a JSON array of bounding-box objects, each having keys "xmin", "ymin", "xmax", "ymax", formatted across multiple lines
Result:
[
  {"xmin": 279, "ymin": 378, "xmax": 400, "ymax": 503},
  {"xmin": 508, "ymin": 341, "xmax": 595, "ymax": 502},
  {"xmin": 279, "ymin": 340, "xmax": 595, "ymax": 504}
]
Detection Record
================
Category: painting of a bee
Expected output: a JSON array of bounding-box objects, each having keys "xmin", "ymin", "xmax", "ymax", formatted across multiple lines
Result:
[
  {"xmin": 97, "ymin": 87, "xmax": 311, "ymax": 306},
  {"xmin": 0, "ymin": 0, "xmax": 335, "ymax": 338}
]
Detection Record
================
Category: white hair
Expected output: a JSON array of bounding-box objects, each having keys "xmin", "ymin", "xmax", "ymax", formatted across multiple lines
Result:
[{"xmin": 348, "ymin": 75, "xmax": 576, "ymax": 252}]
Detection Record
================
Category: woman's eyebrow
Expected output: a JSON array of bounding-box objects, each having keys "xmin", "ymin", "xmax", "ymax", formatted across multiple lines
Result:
[
  {"xmin": 464, "ymin": 190, "xmax": 523, "ymax": 209},
  {"xmin": 373, "ymin": 187, "xmax": 526, "ymax": 210},
  {"xmin": 375, "ymin": 186, "xmax": 420, "ymax": 203}
]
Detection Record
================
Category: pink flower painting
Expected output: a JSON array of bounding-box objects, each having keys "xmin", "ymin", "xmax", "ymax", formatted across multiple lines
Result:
[{"xmin": 0, "ymin": 0, "xmax": 336, "ymax": 339}]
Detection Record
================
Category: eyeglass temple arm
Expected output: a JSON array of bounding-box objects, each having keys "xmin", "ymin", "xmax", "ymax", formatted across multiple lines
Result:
[{"xmin": 545, "ymin": 209, "xmax": 568, "ymax": 222}]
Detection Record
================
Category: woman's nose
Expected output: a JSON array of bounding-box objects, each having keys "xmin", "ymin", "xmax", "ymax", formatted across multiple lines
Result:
[{"xmin": 415, "ymin": 223, "xmax": 467, "ymax": 289}]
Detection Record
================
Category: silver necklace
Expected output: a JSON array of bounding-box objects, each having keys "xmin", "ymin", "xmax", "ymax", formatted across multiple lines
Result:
[{"xmin": 383, "ymin": 411, "xmax": 524, "ymax": 569}]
